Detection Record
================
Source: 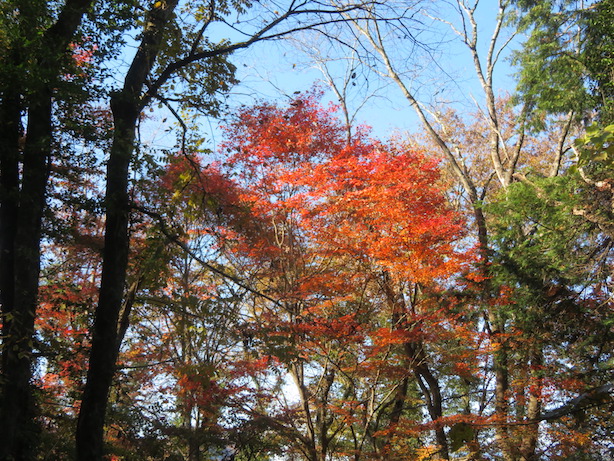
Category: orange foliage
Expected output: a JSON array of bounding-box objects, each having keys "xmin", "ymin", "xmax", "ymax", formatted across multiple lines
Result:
[{"xmin": 156, "ymin": 92, "xmax": 478, "ymax": 459}]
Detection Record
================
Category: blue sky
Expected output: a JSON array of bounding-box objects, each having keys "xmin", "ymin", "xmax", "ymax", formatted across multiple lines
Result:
[
  {"xmin": 141, "ymin": 1, "xmax": 524, "ymax": 158},
  {"xmin": 229, "ymin": 1, "xmax": 521, "ymax": 134}
]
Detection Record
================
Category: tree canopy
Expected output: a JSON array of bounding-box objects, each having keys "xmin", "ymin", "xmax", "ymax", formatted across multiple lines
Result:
[{"xmin": 0, "ymin": 1, "xmax": 612, "ymax": 460}]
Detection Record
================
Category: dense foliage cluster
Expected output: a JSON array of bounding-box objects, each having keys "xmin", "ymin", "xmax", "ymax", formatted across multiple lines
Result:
[{"xmin": 0, "ymin": 0, "xmax": 612, "ymax": 460}]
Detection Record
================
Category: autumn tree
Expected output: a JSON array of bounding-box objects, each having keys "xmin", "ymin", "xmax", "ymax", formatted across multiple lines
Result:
[
  {"xmin": 305, "ymin": 0, "xmax": 614, "ymax": 458},
  {"xmin": 0, "ymin": 0, "xmax": 110, "ymax": 457},
  {"xmin": 70, "ymin": 2, "xmax": 402, "ymax": 458},
  {"xmin": 4, "ymin": 0, "xmax": 611, "ymax": 459},
  {"xmin": 158, "ymin": 92, "xmax": 468, "ymax": 460},
  {"xmin": 1, "ymin": 0, "xmax": 393, "ymax": 459},
  {"xmin": 119, "ymin": 163, "xmax": 276, "ymax": 459}
]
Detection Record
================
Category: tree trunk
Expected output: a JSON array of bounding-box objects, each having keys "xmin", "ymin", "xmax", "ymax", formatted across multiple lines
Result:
[
  {"xmin": 411, "ymin": 348, "xmax": 449, "ymax": 460},
  {"xmin": 488, "ymin": 312, "xmax": 514, "ymax": 461},
  {"xmin": 0, "ymin": 2, "xmax": 94, "ymax": 457},
  {"xmin": 75, "ymin": 91, "xmax": 139, "ymax": 459},
  {"xmin": 290, "ymin": 360, "xmax": 319, "ymax": 461},
  {"xmin": 519, "ymin": 349, "xmax": 543, "ymax": 461},
  {"xmin": 75, "ymin": 2, "xmax": 179, "ymax": 458},
  {"xmin": 0, "ymin": 14, "xmax": 33, "ymax": 461},
  {"xmin": 0, "ymin": 92, "xmax": 21, "ymax": 371},
  {"xmin": 0, "ymin": 89, "xmax": 52, "ymax": 460}
]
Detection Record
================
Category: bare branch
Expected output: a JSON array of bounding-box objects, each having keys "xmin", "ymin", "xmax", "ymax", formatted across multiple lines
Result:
[
  {"xmin": 144, "ymin": 2, "xmax": 384, "ymax": 106},
  {"xmin": 132, "ymin": 204, "xmax": 283, "ymax": 307},
  {"xmin": 537, "ymin": 384, "xmax": 613, "ymax": 422}
]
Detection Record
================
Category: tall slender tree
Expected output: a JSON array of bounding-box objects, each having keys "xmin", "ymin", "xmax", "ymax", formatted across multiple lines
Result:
[
  {"xmin": 75, "ymin": 2, "xmax": 388, "ymax": 459},
  {"xmin": 0, "ymin": 1, "xmax": 97, "ymax": 457}
]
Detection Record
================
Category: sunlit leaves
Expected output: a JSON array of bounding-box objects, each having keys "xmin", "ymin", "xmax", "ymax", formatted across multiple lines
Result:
[{"xmin": 164, "ymin": 92, "xmax": 472, "ymax": 458}]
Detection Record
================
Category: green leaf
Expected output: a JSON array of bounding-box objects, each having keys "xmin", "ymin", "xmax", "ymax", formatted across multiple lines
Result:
[{"xmin": 449, "ymin": 422, "xmax": 474, "ymax": 452}]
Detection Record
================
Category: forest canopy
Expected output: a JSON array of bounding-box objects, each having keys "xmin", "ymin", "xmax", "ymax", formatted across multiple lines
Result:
[{"xmin": 0, "ymin": 0, "xmax": 612, "ymax": 460}]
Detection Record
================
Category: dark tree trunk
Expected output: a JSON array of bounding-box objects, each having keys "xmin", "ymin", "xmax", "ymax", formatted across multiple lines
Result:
[
  {"xmin": 413, "ymin": 359, "xmax": 449, "ymax": 460},
  {"xmin": 0, "ymin": 90, "xmax": 52, "ymax": 460},
  {"xmin": 0, "ymin": 16, "xmax": 28, "ymax": 459},
  {"xmin": 75, "ymin": 2, "xmax": 179, "ymax": 458},
  {"xmin": 0, "ymin": 93, "xmax": 21, "ymax": 369},
  {"xmin": 0, "ymin": 87, "xmax": 25, "ymax": 461},
  {"xmin": 75, "ymin": 91, "xmax": 138, "ymax": 460},
  {"xmin": 0, "ymin": 1, "xmax": 93, "ymax": 457}
]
